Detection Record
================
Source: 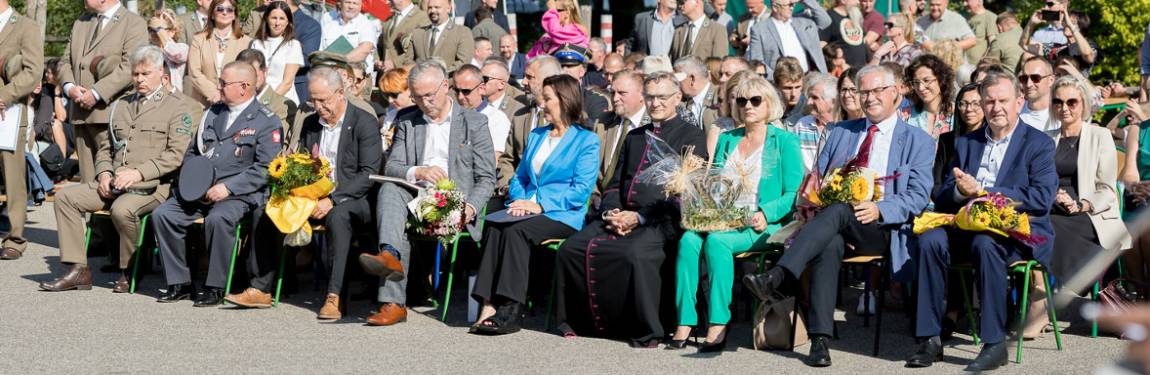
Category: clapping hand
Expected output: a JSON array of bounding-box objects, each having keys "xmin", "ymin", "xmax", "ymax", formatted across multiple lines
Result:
[{"xmin": 954, "ymin": 168, "xmax": 981, "ymax": 197}]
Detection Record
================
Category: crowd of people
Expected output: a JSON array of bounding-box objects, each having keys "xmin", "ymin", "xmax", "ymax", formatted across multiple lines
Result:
[{"xmin": 0, "ymin": 0, "xmax": 1144, "ymax": 370}]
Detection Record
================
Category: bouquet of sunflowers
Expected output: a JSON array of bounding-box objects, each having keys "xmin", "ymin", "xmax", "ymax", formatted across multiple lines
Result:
[
  {"xmin": 407, "ymin": 178, "xmax": 467, "ymax": 244},
  {"xmin": 913, "ymin": 192, "xmax": 1045, "ymax": 245},
  {"xmin": 805, "ymin": 167, "xmax": 884, "ymax": 207},
  {"xmin": 637, "ymin": 133, "xmax": 760, "ymax": 232},
  {"xmin": 265, "ymin": 152, "xmax": 334, "ymax": 246}
]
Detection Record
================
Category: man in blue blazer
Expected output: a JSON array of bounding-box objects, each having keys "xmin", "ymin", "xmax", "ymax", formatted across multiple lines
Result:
[
  {"xmin": 291, "ymin": 3, "xmax": 321, "ymax": 104},
  {"xmin": 745, "ymin": 0, "xmax": 831, "ymax": 78},
  {"xmin": 498, "ymin": 34, "xmax": 528, "ymax": 83},
  {"xmin": 906, "ymin": 72, "xmax": 1057, "ymax": 371},
  {"xmin": 744, "ymin": 64, "xmax": 934, "ymax": 367}
]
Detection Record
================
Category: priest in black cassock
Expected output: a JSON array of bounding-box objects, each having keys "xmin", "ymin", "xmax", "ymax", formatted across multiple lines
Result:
[{"xmin": 553, "ymin": 71, "xmax": 708, "ymax": 347}]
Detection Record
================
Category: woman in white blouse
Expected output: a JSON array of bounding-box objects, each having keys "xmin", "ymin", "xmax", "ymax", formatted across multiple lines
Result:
[
  {"xmin": 148, "ymin": 9, "xmax": 189, "ymax": 92},
  {"xmin": 250, "ymin": 1, "xmax": 303, "ymax": 104}
]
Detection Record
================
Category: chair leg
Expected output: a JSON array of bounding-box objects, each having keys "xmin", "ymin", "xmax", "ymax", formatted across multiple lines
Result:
[
  {"xmin": 441, "ymin": 239, "xmax": 461, "ymax": 322},
  {"xmin": 433, "ymin": 241, "xmax": 443, "ymax": 293},
  {"xmin": 863, "ymin": 265, "xmax": 872, "ymax": 327},
  {"xmin": 958, "ymin": 269, "xmax": 980, "ymax": 345},
  {"xmin": 1091, "ymin": 281, "xmax": 1100, "ymax": 338},
  {"xmin": 223, "ymin": 223, "xmax": 243, "ymax": 298},
  {"xmin": 129, "ymin": 215, "xmax": 150, "ymax": 294},
  {"xmin": 1016, "ymin": 262, "xmax": 1034, "ymax": 364},
  {"xmin": 274, "ymin": 244, "xmax": 289, "ymax": 306},
  {"xmin": 1043, "ymin": 269, "xmax": 1063, "ymax": 351}
]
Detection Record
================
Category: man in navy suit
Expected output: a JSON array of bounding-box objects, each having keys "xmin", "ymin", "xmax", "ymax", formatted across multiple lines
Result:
[
  {"xmin": 743, "ymin": 64, "xmax": 935, "ymax": 367},
  {"xmin": 498, "ymin": 34, "xmax": 528, "ymax": 83},
  {"xmin": 905, "ymin": 71, "xmax": 1057, "ymax": 371},
  {"xmin": 291, "ymin": 1, "xmax": 322, "ymax": 104}
]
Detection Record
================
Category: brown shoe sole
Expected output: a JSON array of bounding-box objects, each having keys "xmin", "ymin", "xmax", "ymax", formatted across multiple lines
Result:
[
  {"xmin": 366, "ymin": 315, "xmax": 407, "ymax": 326},
  {"xmin": 0, "ymin": 251, "xmax": 22, "ymax": 260},
  {"xmin": 358, "ymin": 254, "xmax": 405, "ymax": 281},
  {"xmin": 39, "ymin": 283, "xmax": 92, "ymax": 291},
  {"xmin": 224, "ymin": 296, "xmax": 272, "ymax": 308},
  {"xmin": 317, "ymin": 312, "xmax": 342, "ymax": 320}
]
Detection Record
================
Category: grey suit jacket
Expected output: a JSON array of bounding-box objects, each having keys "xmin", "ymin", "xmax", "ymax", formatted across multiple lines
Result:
[
  {"xmin": 745, "ymin": 0, "xmax": 831, "ymax": 77},
  {"xmin": 627, "ymin": 10, "xmax": 687, "ymax": 55},
  {"xmin": 384, "ymin": 102, "xmax": 496, "ymax": 235}
]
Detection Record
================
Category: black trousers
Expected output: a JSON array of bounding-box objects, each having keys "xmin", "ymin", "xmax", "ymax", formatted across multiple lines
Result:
[
  {"xmin": 472, "ymin": 215, "xmax": 575, "ymax": 304},
  {"xmin": 323, "ymin": 197, "xmax": 373, "ymax": 295},
  {"xmin": 247, "ymin": 213, "xmax": 282, "ymax": 292},
  {"xmin": 775, "ymin": 203, "xmax": 889, "ymax": 337}
]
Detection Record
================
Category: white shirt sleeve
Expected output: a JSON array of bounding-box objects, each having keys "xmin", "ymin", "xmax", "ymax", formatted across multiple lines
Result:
[
  {"xmin": 485, "ymin": 109, "xmax": 511, "ymax": 153},
  {"xmin": 285, "ymin": 40, "xmax": 304, "ymax": 65}
]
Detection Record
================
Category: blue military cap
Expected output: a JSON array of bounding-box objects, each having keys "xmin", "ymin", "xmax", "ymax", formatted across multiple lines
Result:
[
  {"xmin": 553, "ymin": 43, "xmax": 588, "ymax": 67},
  {"xmin": 177, "ymin": 156, "xmax": 216, "ymax": 202}
]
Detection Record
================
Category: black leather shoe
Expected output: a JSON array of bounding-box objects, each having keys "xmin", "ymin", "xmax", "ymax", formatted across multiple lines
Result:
[
  {"xmin": 965, "ymin": 342, "xmax": 1008, "ymax": 372},
  {"xmin": 697, "ymin": 334, "xmax": 727, "ymax": 354},
  {"xmin": 156, "ymin": 284, "xmax": 194, "ymax": 303},
  {"xmin": 805, "ymin": 336, "xmax": 833, "ymax": 367},
  {"xmin": 193, "ymin": 287, "xmax": 225, "ymax": 307},
  {"xmin": 905, "ymin": 336, "xmax": 944, "ymax": 368},
  {"xmin": 742, "ymin": 268, "xmax": 782, "ymax": 301}
]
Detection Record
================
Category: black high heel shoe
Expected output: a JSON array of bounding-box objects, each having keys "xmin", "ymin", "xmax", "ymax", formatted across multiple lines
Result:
[
  {"xmin": 697, "ymin": 332, "xmax": 728, "ymax": 353},
  {"xmin": 664, "ymin": 338, "xmax": 690, "ymax": 350}
]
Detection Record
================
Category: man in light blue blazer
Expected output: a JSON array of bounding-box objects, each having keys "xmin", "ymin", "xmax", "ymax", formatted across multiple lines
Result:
[
  {"xmin": 744, "ymin": 64, "xmax": 935, "ymax": 367},
  {"xmin": 359, "ymin": 60, "xmax": 496, "ymax": 326},
  {"xmin": 907, "ymin": 72, "xmax": 1057, "ymax": 371},
  {"xmin": 745, "ymin": 0, "xmax": 831, "ymax": 78}
]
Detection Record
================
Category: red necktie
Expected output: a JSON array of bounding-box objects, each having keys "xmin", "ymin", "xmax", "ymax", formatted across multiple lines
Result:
[{"xmin": 850, "ymin": 124, "xmax": 880, "ymax": 169}]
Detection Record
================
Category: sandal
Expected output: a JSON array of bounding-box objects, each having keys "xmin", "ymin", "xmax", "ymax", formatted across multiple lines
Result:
[{"xmin": 474, "ymin": 302, "xmax": 524, "ymax": 335}]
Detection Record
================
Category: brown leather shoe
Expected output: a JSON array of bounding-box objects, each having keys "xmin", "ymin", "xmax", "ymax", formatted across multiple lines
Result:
[
  {"xmin": 366, "ymin": 303, "xmax": 408, "ymax": 326},
  {"xmin": 359, "ymin": 250, "xmax": 404, "ymax": 281},
  {"xmin": 0, "ymin": 247, "xmax": 23, "ymax": 260},
  {"xmin": 39, "ymin": 264, "xmax": 93, "ymax": 291},
  {"xmin": 112, "ymin": 275, "xmax": 130, "ymax": 293},
  {"xmin": 318, "ymin": 293, "xmax": 341, "ymax": 320},
  {"xmin": 225, "ymin": 288, "xmax": 273, "ymax": 308}
]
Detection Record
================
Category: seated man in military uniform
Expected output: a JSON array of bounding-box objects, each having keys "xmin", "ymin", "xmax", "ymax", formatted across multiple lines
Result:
[
  {"xmin": 151, "ymin": 61, "xmax": 282, "ymax": 307},
  {"xmin": 41, "ymin": 45, "xmax": 198, "ymax": 293}
]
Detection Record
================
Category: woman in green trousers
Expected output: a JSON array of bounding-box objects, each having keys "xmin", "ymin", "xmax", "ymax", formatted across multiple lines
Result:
[{"xmin": 668, "ymin": 76, "xmax": 804, "ymax": 352}]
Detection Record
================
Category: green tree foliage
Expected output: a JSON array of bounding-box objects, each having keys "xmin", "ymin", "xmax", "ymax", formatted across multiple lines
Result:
[{"xmin": 1074, "ymin": 0, "xmax": 1150, "ymax": 84}]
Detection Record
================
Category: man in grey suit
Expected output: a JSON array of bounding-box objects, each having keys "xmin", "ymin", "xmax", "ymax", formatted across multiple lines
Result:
[
  {"xmin": 626, "ymin": 0, "xmax": 685, "ymax": 56},
  {"xmin": 359, "ymin": 60, "xmax": 496, "ymax": 326},
  {"xmin": 746, "ymin": 0, "xmax": 831, "ymax": 78}
]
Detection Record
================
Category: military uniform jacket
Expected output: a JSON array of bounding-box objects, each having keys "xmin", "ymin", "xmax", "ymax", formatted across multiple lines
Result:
[
  {"xmin": 58, "ymin": 6, "xmax": 148, "ymax": 124},
  {"xmin": 401, "ymin": 22, "xmax": 476, "ymax": 72},
  {"xmin": 188, "ymin": 100, "xmax": 283, "ymax": 204},
  {"xmin": 99, "ymin": 89, "xmax": 200, "ymax": 200},
  {"xmin": 379, "ymin": 7, "xmax": 430, "ymax": 65},
  {"xmin": 0, "ymin": 11, "xmax": 44, "ymax": 109}
]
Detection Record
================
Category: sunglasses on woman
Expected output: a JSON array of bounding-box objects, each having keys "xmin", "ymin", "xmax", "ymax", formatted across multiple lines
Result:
[
  {"xmin": 215, "ymin": 6, "xmax": 236, "ymax": 14},
  {"xmin": 735, "ymin": 96, "xmax": 763, "ymax": 107},
  {"xmin": 148, "ymin": 26, "xmax": 170, "ymax": 33},
  {"xmin": 1051, "ymin": 97, "xmax": 1080, "ymax": 108}
]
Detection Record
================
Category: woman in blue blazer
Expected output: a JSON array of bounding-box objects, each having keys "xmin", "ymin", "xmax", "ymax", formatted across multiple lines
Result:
[{"xmin": 471, "ymin": 75, "xmax": 600, "ymax": 335}]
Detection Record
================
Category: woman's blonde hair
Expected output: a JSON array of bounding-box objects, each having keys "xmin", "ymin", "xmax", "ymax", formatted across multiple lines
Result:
[
  {"xmin": 730, "ymin": 76, "xmax": 784, "ymax": 125},
  {"xmin": 929, "ymin": 41, "xmax": 965, "ymax": 76},
  {"xmin": 1049, "ymin": 75, "xmax": 1096, "ymax": 127},
  {"xmin": 558, "ymin": 0, "xmax": 583, "ymax": 26},
  {"xmin": 151, "ymin": 8, "xmax": 184, "ymax": 43},
  {"xmin": 722, "ymin": 70, "xmax": 754, "ymax": 117},
  {"xmin": 888, "ymin": 13, "xmax": 915, "ymax": 45}
]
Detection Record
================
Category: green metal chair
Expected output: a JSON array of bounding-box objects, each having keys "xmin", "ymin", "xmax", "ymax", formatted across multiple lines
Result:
[
  {"xmin": 433, "ymin": 208, "xmax": 486, "ymax": 322},
  {"xmin": 542, "ymin": 238, "xmax": 565, "ymax": 330},
  {"xmin": 953, "ymin": 260, "xmax": 1063, "ymax": 364},
  {"xmin": 77, "ymin": 211, "xmax": 150, "ymax": 293},
  {"xmin": 129, "ymin": 217, "xmax": 246, "ymax": 299}
]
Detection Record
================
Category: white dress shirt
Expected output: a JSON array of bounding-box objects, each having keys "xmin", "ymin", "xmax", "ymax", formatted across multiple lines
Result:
[
  {"xmin": 686, "ymin": 15, "xmax": 706, "ymax": 48},
  {"xmin": 975, "ymin": 126, "xmax": 1013, "ymax": 189},
  {"xmin": 649, "ymin": 11, "xmax": 676, "ymax": 56},
  {"xmin": 321, "ymin": 11, "xmax": 381, "ymax": 74},
  {"xmin": 427, "ymin": 22, "xmax": 446, "ymax": 50},
  {"xmin": 609, "ymin": 107, "xmax": 646, "ymax": 155},
  {"xmin": 0, "ymin": 7, "xmax": 15, "ymax": 34},
  {"xmin": 478, "ymin": 101, "xmax": 511, "ymax": 153},
  {"xmin": 690, "ymin": 83, "xmax": 710, "ymax": 122},
  {"xmin": 389, "ymin": 3, "xmax": 414, "ymax": 31},
  {"xmin": 319, "ymin": 109, "xmax": 346, "ymax": 183},
  {"xmin": 854, "ymin": 113, "xmax": 898, "ymax": 176},
  {"xmin": 406, "ymin": 108, "xmax": 453, "ymax": 182},
  {"xmin": 771, "ymin": 17, "xmax": 809, "ymax": 71}
]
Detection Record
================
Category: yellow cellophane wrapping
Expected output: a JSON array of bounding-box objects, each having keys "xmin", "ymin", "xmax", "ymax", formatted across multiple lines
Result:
[{"xmin": 265, "ymin": 177, "xmax": 335, "ymax": 234}]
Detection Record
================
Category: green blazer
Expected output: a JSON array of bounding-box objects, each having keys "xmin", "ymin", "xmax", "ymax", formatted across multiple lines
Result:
[{"xmin": 712, "ymin": 125, "xmax": 804, "ymax": 233}]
